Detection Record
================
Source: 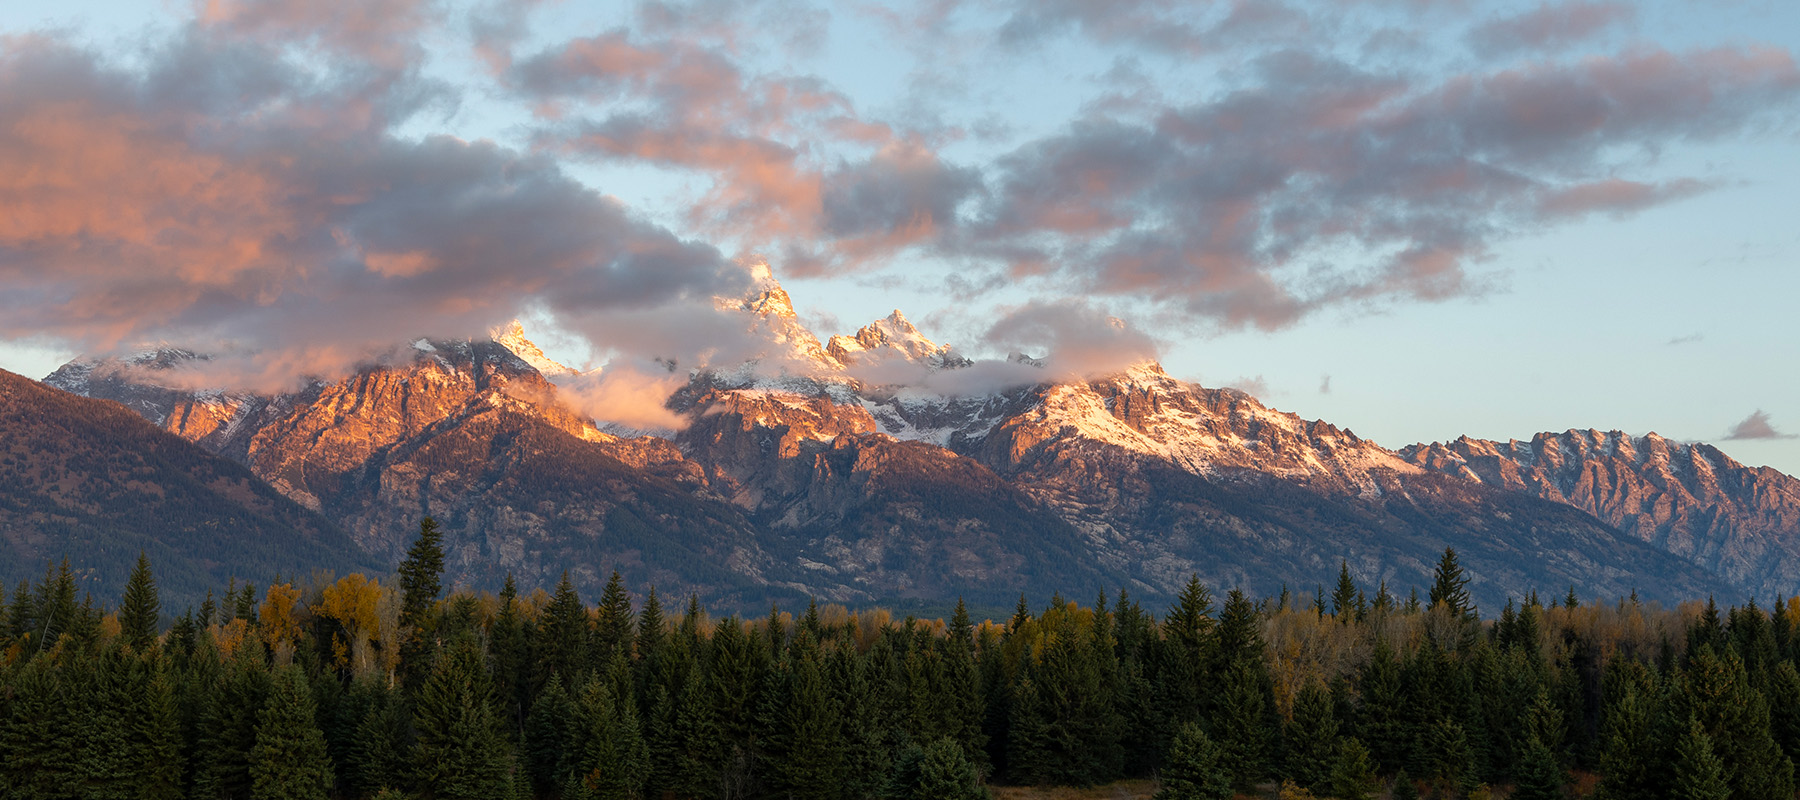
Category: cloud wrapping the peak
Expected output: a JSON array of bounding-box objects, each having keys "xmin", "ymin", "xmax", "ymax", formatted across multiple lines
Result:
[{"xmin": 980, "ymin": 300, "xmax": 1161, "ymax": 379}]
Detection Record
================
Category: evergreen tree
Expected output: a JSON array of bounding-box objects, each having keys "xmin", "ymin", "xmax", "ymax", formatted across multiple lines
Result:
[
  {"xmin": 491, "ymin": 573, "xmax": 528, "ymax": 738},
  {"xmin": 567, "ymin": 674, "xmax": 651, "ymax": 800},
  {"xmin": 524, "ymin": 676, "xmax": 579, "ymax": 797},
  {"xmin": 414, "ymin": 636, "xmax": 513, "ymax": 799},
  {"xmin": 193, "ymin": 645, "xmax": 273, "ymax": 799},
  {"xmin": 117, "ymin": 551, "xmax": 160, "ymax": 651},
  {"xmin": 1671, "ymin": 717, "xmax": 1731, "ymax": 800},
  {"xmin": 1429, "ymin": 548, "xmax": 1472, "ymax": 617},
  {"xmin": 1285, "ymin": 682, "xmax": 1339, "ymax": 792},
  {"xmin": 593, "ymin": 571, "xmax": 635, "ymax": 667},
  {"xmin": 1153, "ymin": 722, "xmax": 1232, "ymax": 800},
  {"xmin": 1327, "ymin": 737, "xmax": 1380, "ymax": 800},
  {"xmin": 1510, "ymin": 733, "xmax": 1566, "ymax": 800},
  {"xmin": 0, "ymin": 655, "xmax": 82, "ymax": 798},
  {"xmin": 883, "ymin": 738, "xmax": 991, "ymax": 800},
  {"xmin": 249, "ymin": 665, "xmax": 334, "ymax": 800},
  {"xmin": 397, "ymin": 517, "xmax": 446, "ymax": 690},
  {"xmin": 538, "ymin": 573, "xmax": 590, "ymax": 689},
  {"xmin": 1331, "ymin": 561, "xmax": 1359, "ymax": 621},
  {"xmin": 343, "ymin": 678, "xmax": 410, "ymax": 799},
  {"xmin": 1391, "ymin": 768, "xmax": 1420, "ymax": 800}
]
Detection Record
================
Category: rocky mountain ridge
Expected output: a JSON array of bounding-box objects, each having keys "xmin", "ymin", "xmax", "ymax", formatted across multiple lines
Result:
[
  {"xmin": 1403, "ymin": 430, "xmax": 1800, "ymax": 597},
  {"xmin": 31, "ymin": 270, "xmax": 1795, "ymax": 608}
]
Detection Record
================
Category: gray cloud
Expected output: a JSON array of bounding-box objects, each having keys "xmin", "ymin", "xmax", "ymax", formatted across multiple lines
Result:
[
  {"xmin": 0, "ymin": 27, "xmax": 752, "ymax": 391},
  {"xmin": 1725, "ymin": 410, "xmax": 1798, "ymax": 441},
  {"xmin": 950, "ymin": 45, "xmax": 1800, "ymax": 330},
  {"xmin": 979, "ymin": 300, "xmax": 1161, "ymax": 379},
  {"xmin": 1466, "ymin": 2, "xmax": 1635, "ymax": 57}
]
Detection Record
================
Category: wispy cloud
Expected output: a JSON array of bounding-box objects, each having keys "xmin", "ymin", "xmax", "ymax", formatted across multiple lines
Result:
[{"xmin": 1724, "ymin": 410, "xmax": 1798, "ymax": 440}]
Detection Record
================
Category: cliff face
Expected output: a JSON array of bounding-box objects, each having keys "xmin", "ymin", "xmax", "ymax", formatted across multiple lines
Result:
[{"xmin": 1402, "ymin": 431, "xmax": 1800, "ymax": 597}]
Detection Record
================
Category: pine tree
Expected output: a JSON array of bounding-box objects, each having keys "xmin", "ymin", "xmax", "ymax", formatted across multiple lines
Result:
[
  {"xmin": 1327, "ymin": 737, "xmax": 1380, "ymax": 800},
  {"xmin": 491, "ymin": 573, "xmax": 528, "ymax": 739},
  {"xmin": 1671, "ymin": 717, "xmax": 1731, "ymax": 800},
  {"xmin": 884, "ymin": 738, "xmax": 992, "ymax": 800},
  {"xmin": 343, "ymin": 678, "xmax": 410, "ymax": 799},
  {"xmin": 538, "ymin": 572, "xmax": 589, "ymax": 687},
  {"xmin": 1391, "ymin": 768, "xmax": 1420, "ymax": 800},
  {"xmin": 249, "ymin": 665, "xmax": 334, "ymax": 800},
  {"xmin": 413, "ymin": 635, "xmax": 514, "ymax": 799},
  {"xmin": 117, "ymin": 552, "xmax": 160, "ymax": 650},
  {"xmin": 567, "ymin": 674, "xmax": 650, "ymax": 800},
  {"xmin": 1510, "ymin": 732, "xmax": 1566, "ymax": 800},
  {"xmin": 1153, "ymin": 722, "xmax": 1232, "ymax": 800},
  {"xmin": 593, "ymin": 570, "xmax": 635, "ymax": 667},
  {"xmin": 1331, "ymin": 561, "xmax": 1359, "ymax": 622},
  {"xmin": 524, "ymin": 676, "xmax": 579, "ymax": 797},
  {"xmin": 1429, "ymin": 547, "xmax": 1474, "ymax": 618},
  {"xmin": 1285, "ymin": 681, "xmax": 1340, "ymax": 792},
  {"xmin": 397, "ymin": 517, "xmax": 446, "ymax": 691},
  {"xmin": 193, "ymin": 645, "xmax": 273, "ymax": 799}
]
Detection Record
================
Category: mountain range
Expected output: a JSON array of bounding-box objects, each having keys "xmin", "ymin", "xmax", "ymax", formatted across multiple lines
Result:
[{"xmin": 17, "ymin": 267, "xmax": 1798, "ymax": 612}]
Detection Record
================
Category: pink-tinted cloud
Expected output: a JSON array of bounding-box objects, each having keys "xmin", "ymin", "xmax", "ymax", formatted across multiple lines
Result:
[
  {"xmin": 0, "ymin": 31, "xmax": 753, "ymax": 391},
  {"xmin": 1467, "ymin": 2, "xmax": 1635, "ymax": 57},
  {"xmin": 550, "ymin": 360, "xmax": 691, "ymax": 431},
  {"xmin": 980, "ymin": 300, "xmax": 1161, "ymax": 379},
  {"xmin": 1725, "ymin": 410, "xmax": 1797, "ymax": 441}
]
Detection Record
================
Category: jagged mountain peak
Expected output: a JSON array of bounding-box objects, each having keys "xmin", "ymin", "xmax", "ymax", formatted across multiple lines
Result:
[
  {"xmin": 492, "ymin": 319, "xmax": 575, "ymax": 377},
  {"xmin": 826, "ymin": 308, "xmax": 968, "ymax": 370}
]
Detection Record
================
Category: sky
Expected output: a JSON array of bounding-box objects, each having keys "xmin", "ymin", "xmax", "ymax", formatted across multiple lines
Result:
[{"xmin": 0, "ymin": 0, "xmax": 1796, "ymax": 473}]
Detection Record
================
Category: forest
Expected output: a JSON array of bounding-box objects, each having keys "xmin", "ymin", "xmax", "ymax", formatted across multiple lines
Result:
[{"xmin": 3, "ymin": 518, "xmax": 1798, "ymax": 800}]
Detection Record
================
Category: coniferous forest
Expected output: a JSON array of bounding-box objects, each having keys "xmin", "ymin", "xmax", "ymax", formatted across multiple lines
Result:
[{"xmin": 6, "ymin": 520, "xmax": 1800, "ymax": 800}]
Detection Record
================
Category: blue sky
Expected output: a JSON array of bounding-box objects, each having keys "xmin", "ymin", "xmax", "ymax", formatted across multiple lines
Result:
[{"xmin": 0, "ymin": 0, "xmax": 1796, "ymax": 473}]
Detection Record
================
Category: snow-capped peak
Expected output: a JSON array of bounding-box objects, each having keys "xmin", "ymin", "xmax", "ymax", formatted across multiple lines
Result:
[
  {"xmin": 827, "ymin": 309, "xmax": 968, "ymax": 370},
  {"xmin": 492, "ymin": 320, "xmax": 574, "ymax": 376}
]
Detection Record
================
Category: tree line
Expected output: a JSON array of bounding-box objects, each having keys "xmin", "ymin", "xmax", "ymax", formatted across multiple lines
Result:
[{"xmin": 4, "ymin": 518, "xmax": 1800, "ymax": 800}]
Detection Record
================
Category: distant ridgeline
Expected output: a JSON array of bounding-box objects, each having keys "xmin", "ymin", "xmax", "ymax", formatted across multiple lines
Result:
[{"xmin": 4, "ymin": 520, "xmax": 1799, "ymax": 800}]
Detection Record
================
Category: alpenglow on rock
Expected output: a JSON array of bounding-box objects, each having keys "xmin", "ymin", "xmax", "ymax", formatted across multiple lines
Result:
[{"xmin": 31, "ymin": 265, "xmax": 1792, "ymax": 610}]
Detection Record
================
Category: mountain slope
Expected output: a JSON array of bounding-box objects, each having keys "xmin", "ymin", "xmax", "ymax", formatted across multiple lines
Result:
[
  {"xmin": 1403, "ymin": 431, "xmax": 1800, "ymax": 598},
  {"xmin": 0, "ymin": 369, "xmax": 372, "ymax": 608},
  {"xmin": 35, "ymin": 270, "xmax": 1778, "ymax": 610}
]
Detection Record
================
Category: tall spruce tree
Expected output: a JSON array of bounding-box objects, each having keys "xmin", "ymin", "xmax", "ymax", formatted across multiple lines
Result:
[
  {"xmin": 1429, "ymin": 547, "xmax": 1472, "ymax": 617},
  {"xmin": 249, "ymin": 665, "xmax": 334, "ymax": 800},
  {"xmin": 1285, "ymin": 681, "xmax": 1340, "ymax": 793},
  {"xmin": 1332, "ymin": 561, "xmax": 1359, "ymax": 621},
  {"xmin": 413, "ymin": 635, "xmax": 513, "ymax": 799},
  {"xmin": 1328, "ymin": 737, "xmax": 1380, "ymax": 800},
  {"xmin": 397, "ymin": 517, "xmax": 446, "ymax": 690},
  {"xmin": 117, "ymin": 552, "xmax": 160, "ymax": 650},
  {"xmin": 566, "ymin": 675, "xmax": 650, "ymax": 800},
  {"xmin": 1671, "ymin": 717, "xmax": 1731, "ymax": 800}
]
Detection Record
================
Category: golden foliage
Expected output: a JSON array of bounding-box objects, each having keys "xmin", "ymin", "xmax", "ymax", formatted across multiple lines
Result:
[{"xmin": 259, "ymin": 583, "xmax": 303, "ymax": 652}]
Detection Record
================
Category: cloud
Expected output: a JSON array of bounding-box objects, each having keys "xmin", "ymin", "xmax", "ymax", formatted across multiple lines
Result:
[
  {"xmin": 1466, "ymin": 2, "xmax": 1635, "ymax": 58},
  {"xmin": 550, "ymin": 360, "xmax": 690, "ymax": 431},
  {"xmin": 0, "ymin": 26, "xmax": 754, "ymax": 391},
  {"xmin": 1666, "ymin": 333, "xmax": 1703, "ymax": 346},
  {"xmin": 952, "ymin": 45, "xmax": 1800, "ymax": 330},
  {"xmin": 979, "ymin": 300, "xmax": 1161, "ymax": 379},
  {"xmin": 1226, "ymin": 374, "xmax": 1272, "ymax": 398},
  {"xmin": 1724, "ymin": 410, "xmax": 1797, "ymax": 441}
]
